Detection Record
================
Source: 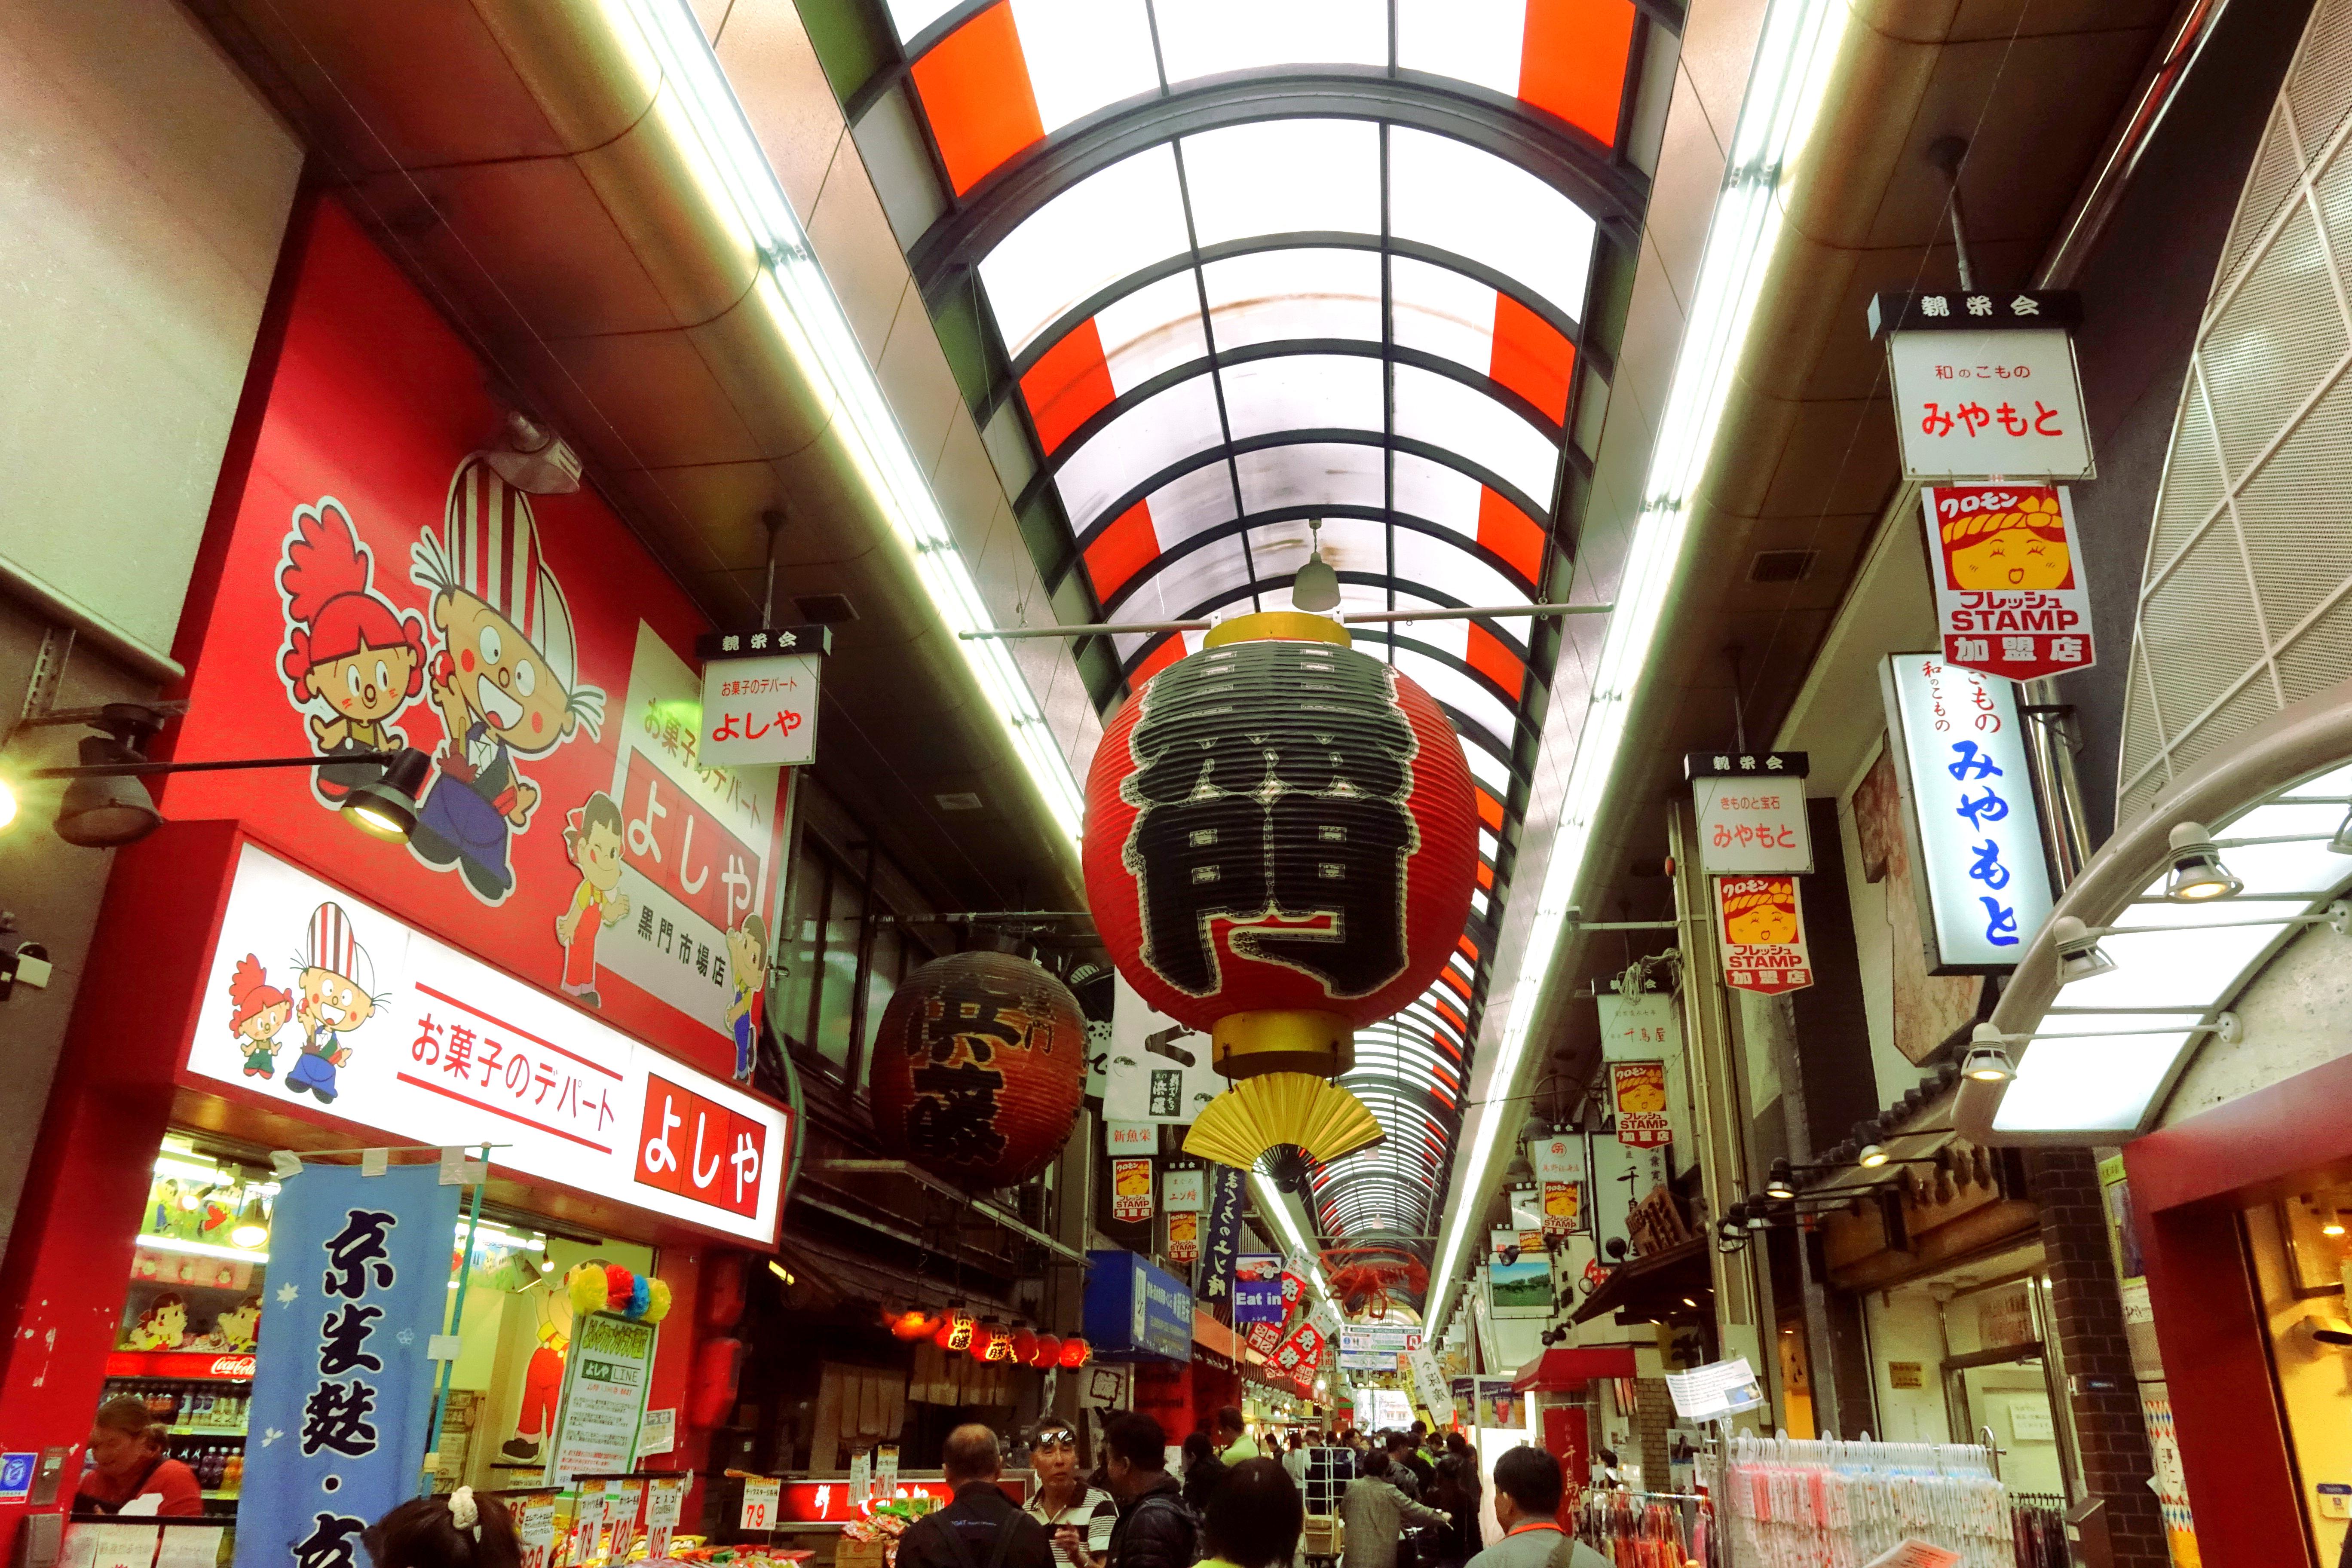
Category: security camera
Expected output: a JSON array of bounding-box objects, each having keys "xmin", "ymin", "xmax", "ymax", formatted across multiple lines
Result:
[{"xmin": 0, "ymin": 913, "xmax": 50, "ymax": 1001}]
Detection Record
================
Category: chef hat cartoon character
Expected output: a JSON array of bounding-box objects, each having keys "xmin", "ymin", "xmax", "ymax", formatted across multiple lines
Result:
[
  {"xmin": 285, "ymin": 902, "xmax": 378, "ymax": 1106},
  {"xmin": 408, "ymin": 455, "xmax": 605, "ymax": 903}
]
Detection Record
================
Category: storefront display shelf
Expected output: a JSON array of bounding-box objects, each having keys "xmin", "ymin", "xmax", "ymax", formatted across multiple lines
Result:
[{"xmin": 167, "ymin": 1427, "xmax": 246, "ymax": 1438}]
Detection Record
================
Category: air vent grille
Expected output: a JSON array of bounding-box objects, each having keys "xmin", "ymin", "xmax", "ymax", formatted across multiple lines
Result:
[
  {"xmin": 1748, "ymin": 549, "xmax": 1817, "ymax": 584},
  {"xmin": 794, "ymin": 593, "xmax": 858, "ymax": 624}
]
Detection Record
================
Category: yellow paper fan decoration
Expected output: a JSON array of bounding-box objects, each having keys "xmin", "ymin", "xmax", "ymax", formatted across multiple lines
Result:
[{"xmin": 1182, "ymin": 1072, "xmax": 1386, "ymax": 1170}]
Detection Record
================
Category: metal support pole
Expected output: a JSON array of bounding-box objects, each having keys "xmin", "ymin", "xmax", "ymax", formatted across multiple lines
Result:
[
  {"xmin": 1928, "ymin": 136, "xmax": 1978, "ymax": 291},
  {"xmin": 423, "ymin": 1143, "xmax": 491, "ymax": 1496},
  {"xmin": 2020, "ymin": 698, "xmax": 2094, "ymax": 888}
]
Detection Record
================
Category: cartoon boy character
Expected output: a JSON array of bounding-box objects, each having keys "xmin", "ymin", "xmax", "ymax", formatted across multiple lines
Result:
[
  {"xmin": 286, "ymin": 902, "xmax": 377, "ymax": 1106},
  {"xmin": 407, "ymin": 456, "xmax": 605, "ymax": 903},
  {"xmin": 1721, "ymin": 882, "xmax": 1798, "ymax": 947},
  {"xmin": 724, "ymin": 913, "xmax": 769, "ymax": 1081},
  {"xmin": 127, "ymin": 1293, "xmax": 189, "ymax": 1351},
  {"xmin": 277, "ymin": 498, "xmax": 429, "ymax": 802},
  {"xmin": 1942, "ymin": 492, "xmax": 2074, "ymax": 590},
  {"xmin": 211, "ymin": 1295, "xmax": 262, "ymax": 1352},
  {"xmin": 556, "ymin": 792, "xmax": 631, "ymax": 1009},
  {"xmin": 225, "ymin": 954, "xmax": 292, "ymax": 1080}
]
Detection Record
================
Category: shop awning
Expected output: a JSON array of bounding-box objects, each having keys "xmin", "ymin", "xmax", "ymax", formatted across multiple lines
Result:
[
  {"xmin": 1569, "ymin": 1236, "xmax": 1711, "ymax": 1326},
  {"xmin": 1510, "ymin": 1347, "xmax": 1637, "ymax": 1393}
]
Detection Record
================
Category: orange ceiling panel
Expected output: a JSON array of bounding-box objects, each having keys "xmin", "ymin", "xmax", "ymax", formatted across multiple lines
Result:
[
  {"xmin": 1476, "ymin": 487, "xmax": 1547, "ymax": 588},
  {"xmin": 1489, "ymin": 292, "xmax": 1577, "ymax": 423},
  {"xmin": 1519, "ymin": 0, "xmax": 1638, "ymax": 147},
  {"xmin": 910, "ymin": 2, "xmax": 1044, "ymax": 195},
  {"xmin": 1083, "ymin": 498, "xmax": 1161, "ymax": 602},
  {"xmin": 1466, "ymin": 622, "xmax": 1524, "ymax": 696},
  {"xmin": 1020, "ymin": 318, "xmax": 1119, "ymax": 454}
]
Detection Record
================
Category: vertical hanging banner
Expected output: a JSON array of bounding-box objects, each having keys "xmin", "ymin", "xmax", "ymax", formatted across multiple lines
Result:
[
  {"xmin": 1111, "ymin": 1158, "xmax": 1156, "ymax": 1223},
  {"xmin": 1104, "ymin": 975, "xmax": 1223, "ymax": 1124},
  {"xmin": 1683, "ymin": 752, "xmax": 1812, "ymax": 874},
  {"xmin": 236, "ymin": 1163, "xmax": 460, "ymax": 1568},
  {"xmin": 1920, "ymin": 485, "xmax": 2095, "ymax": 680},
  {"xmin": 1163, "ymin": 1168, "xmax": 1204, "ymax": 1265},
  {"xmin": 1883, "ymin": 657, "xmax": 2056, "ymax": 971},
  {"xmin": 1195, "ymin": 1165, "xmax": 1246, "ymax": 1307},
  {"xmin": 1714, "ymin": 874, "xmax": 1814, "ymax": 994},
  {"xmin": 1529, "ymin": 1135, "xmax": 1585, "ymax": 1236},
  {"xmin": 1609, "ymin": 1063, "xmax": 1672, "ymax": 1148}
]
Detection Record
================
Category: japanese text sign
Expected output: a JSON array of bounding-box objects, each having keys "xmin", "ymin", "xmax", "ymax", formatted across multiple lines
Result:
[
  {"xmin": 1111, "ymin": 1157, "xmax": 1155, "ymax": 1223},
  {"xmin": 188, "ymin": 844, "xmax": 790, "ymax": 1243},
  {"xmin": 1921, "ymin": 484, "xmax": 2096, "ymax": 680},
  {"xmin": 1195, "ymin": 1165, "xmax": 1247, "ymax": 1305},
  {"xmin": 698, "ymin": 650, "xmax": 820, "ymax": 769},
  {"xmin": 1885, "ymin": 322, "xmax": 2094, "ymax": 481},
  {"xmin": 550, "ymin": 1313, "xmax": 656, "ymax": 1483},
  {"xmin": 1409, "ymin": 1346, "xmax": 1455, "ymax": 1423},
  {"xmin": 1715, "ymin": 873, "xmax": 1813, "ymax": 995},
  {"xmin": 1082, "ymin": 1248, "xmax": 1193, "ymax": 1360},
  {"xmin": 235, "ymin": 1164, "xmax": 460, "ymax": 1568},
  {"xmin": 1337, "ymin": 1324, "xmax": 1420, "ymax": 1371},
  {"xmin": 1610, "ymin": 1061, "xmax": 1673, "ymax": 1148},
  {"xmin": 1162, "ymin": 1169, "xmax": 1205, "ymax": 1212},
  {"xmin": 1167, "ymin": 1210, "xmax": 1200, "ymax": 1265},
  {"xmin": 1684, "ymin": 753, "xmax": 1812, "ymax": 875},
  {"xmin": 1233, "ymin": 1254, "xmax": 1286, "ymax": 1327},
  {"xmin": 1104, "ymin": 975, "xmax": 1222, "ymax": 1125},
  {"xmin": 1883, "ymin": 657, "xmax": 2055, "ymax": 971},
  {"xmin": 1530, "ymin": 1136, "xmax": 1586, "ymax": 1237}
]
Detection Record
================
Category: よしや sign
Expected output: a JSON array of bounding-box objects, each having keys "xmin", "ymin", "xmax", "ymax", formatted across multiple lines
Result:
[
  {"xmin": 1714, "ymin": 874, "xmax": 1814, "ymax": 995},
  {"xmin": 1921, "ymin": 485, "xmax": 2094, "ymax": 681},
  {"xmin": 189, "ymin": 844, "xmax": 791, "ymax": 1242},
  {"xmin": 696, "ymin": 626, "xmax": 824, "ymax": 771}
]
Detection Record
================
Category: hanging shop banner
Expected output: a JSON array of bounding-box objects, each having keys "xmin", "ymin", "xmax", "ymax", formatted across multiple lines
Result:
[
  {"xmin": 1271, "ymin": 1321, "xmax": 1325, "ymax": 1384},
  {"xmin": 1409, "ymin": 1345, "xmax": 1456, "ymax": 1423},
  {"xmin": 235, "ymin": 1163, "xmax": 459, "ymax": 1568},
  {"xmin": 1882, "ymin": 657, "xmax": 2056, "ymax": 971},
  {"xmin": 1337, "ymin": 1323, "xmax": 1420, "ymax": 1372},
  {"xmin": 1530, "ymin": 1134, "xmax": 1586, "ymax": 1236},
  {"xmin": 1196, "ymin": 1165, "xmax": 1247, "ymax": 1307},
  {"xmin": 1245, "ymin": 1320, "xmax": 1285, "ymax": 1356},
  {"xmin": 549, "ymin": 1311, "xmax": 658, "ymax": 1483},
  {"xmin": 1167, "ymin": 1209, "xmax": 1200, "ymax": 1265},
  {"xmin": 1111, "ymin": 1158, "xmax": 1155, "ymax": 1223},
  {"xmin": 187, "ymin": 843, "xmax": 792, "ymax": 1243},
  {"xmin": 1280, "ymin": 1259, "xmax": 1311, "ymax": 1318},
  {"xmin": 1233, "ymin": 1254, "xmax": 1286, "ymax": 1327},
  {"xmin": 1596, "ymin": 990, "xmax": 1681, "ymax": 1062},
  {"xmin": 1105, "ymin": 1121, "xmax": 1155, "ymax": 1155},
  {"xmin": 1683, "ymin": 751, "xmax": 1812, "ymax": 874},
  {"xmin": 1869, "ymin": 289, "xmax": 2093, "ymax": 481},
  {"xmin": 1609, "ymin": 1061, "xmax": 1672, "ymax": 1148},
  {"xmin": 1920, "ymin": 485, "xmax": 2095, "ymax": 680},
  {"xmin": 1163, "ymin": 1169, "xmax": 1205, "ymax": 1212},
  {"xmin": 161, "ymin": 202, "xmax": 785, "ymax": 1084},
  {"xmin": 1103, "ymin": 974, "xmax": 1222, "ymax": 1124},
  {"xmin": 1487, "ymin": 1228, "xmax": 1550, "ymax": 1319},
  {"xmin": 1662, "ymin": 1357, "xmax": 1767, "ymax": 1422},
  {"xmin": 694, "ymin": 626, "xmax": 829, "ymax": 769},
  {"xmin": 1713, "ymin": 874, "xmax": 1815, "ymax": 995}
]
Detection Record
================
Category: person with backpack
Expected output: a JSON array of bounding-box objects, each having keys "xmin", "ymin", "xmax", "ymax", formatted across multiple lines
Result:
[
  {"xmin": 898, "ymin": 1425, "xmax": 1056, "ymax": 1568},
  {"xmin": 1341, "ymin": 1448, "xmax": 1450, "ymax": 1568},
  {"xmin": 1103, "ymin": 1412, "xmax": 1199, "ymax": 1568}
]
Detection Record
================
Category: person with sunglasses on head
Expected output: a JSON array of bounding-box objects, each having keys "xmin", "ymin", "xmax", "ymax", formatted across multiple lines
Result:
[{"xmin": 1025, "ymin": 1419, "xmax": 1118, "ymax": 1568}]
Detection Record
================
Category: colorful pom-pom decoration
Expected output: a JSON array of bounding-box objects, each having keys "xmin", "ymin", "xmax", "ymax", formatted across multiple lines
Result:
[
  {"xmin": 566, "ymin": 1262, "xmax": 671, "ymax": 1322},
  {"xmin": 644, "ymin": 1278, "xmax": 673, "ymax": 1324},
  {"xmin": 567, "ymin": 1264, "xmax": 609, "ymax": 1317}
]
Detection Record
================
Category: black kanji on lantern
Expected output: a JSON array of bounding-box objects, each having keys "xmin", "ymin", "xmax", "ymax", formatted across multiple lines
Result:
[
  {"xmin": 1121, "ymin": 640, "xmax": 1420, "ymax": 997},
  {"xmin": 897, "ymin": 974, "xmax": 1050, "ymax": 1168}
]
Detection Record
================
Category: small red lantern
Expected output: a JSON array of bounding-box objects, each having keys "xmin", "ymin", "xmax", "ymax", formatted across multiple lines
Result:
[
  {"xmin": 1010, "ymin": 1327, "xmax": 1038, "ymax": 1366},
  {"xmin": 889, "ymin": 1308, "xmax": 941, "ymax": 1341},
  {"xmin": 1030, "ymin": 1334, "xmax": 1062, "ymax": 1368},
  {"xmin": 934, "ymin": 1310, "xmax": 974, "ymax": 1353},
  {"xmin": 1059, "ymin": 1336, "xmax": 1091, "ymax": 1369},
  {"xmin": 868, "ymin": 952, "xmax": 1089, "ymax": 1190},
  {"xmin": 980, "ymin": 1321, "xmax": 1017, "ymax": 1362}
]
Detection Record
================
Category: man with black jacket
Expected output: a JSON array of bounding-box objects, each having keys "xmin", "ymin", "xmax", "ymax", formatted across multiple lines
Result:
[
  {"xmin": 898, "ymin": 1425, "xmax": 1055, "ymax": 1568},
  {"xmin": 1102, "ymin": 1412, "xmax": 1199, "ymax": 1568}
]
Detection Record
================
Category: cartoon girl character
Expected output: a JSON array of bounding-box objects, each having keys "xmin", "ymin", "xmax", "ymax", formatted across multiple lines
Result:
[
  {"xmin": 277, "ymin": 499, "xmax": 429, "ymax": 802},
  {"xmin": 407, "ymin": 457, "xmax": 605, "ymax": 903},
  {"xmin": 724, "ymin": 913, "xmax": 769, "ymax": 1081},
  {"xmin": 556, "ymin": 792, "xmax": 631, "ymax": 1009},
  {"xmin": 212, "ymin": 1295, "xmax": 262, "ymax": 1352},
  {"xmin": 1941, "ymin": 491, "xmax": 2074, "ymax": 590},
  {"xmin": 226, "ymin": 954, "xmax": 292, "ymax": 1080},
  {"xmin": 1721, "ymin": 882, "xmax": 1798, "ymax": 947},
  {"xmin": 286, "ymin": 902, "xmax": 378, "ymax": 1105},
  {"xmin": 127, "ymin": 1293, "xmax": 189, "ymax": 1351}
]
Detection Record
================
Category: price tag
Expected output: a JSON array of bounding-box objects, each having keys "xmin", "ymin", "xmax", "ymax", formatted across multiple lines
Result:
[
  {"xmin": 849, "ymin": 1450, "xmax": 872, "ymax": 1507},
  {"xmin": 876, "ymin": 1442, "xmax": 899, "ymax": 1498},
  {"xmin": 740, "ymin": 1477, "xmax": 781, "ymax": 1531},
  {"xmin": 646, "ymin": 1477, "xmax": 686, "ymax": 1561},
  {"xmin": 573, "ymin": 1481, "xmax": 609, "ymax": 1563},
  {"xmin": 607, "ymin": 1481, "xmax": 643, "ymax": 1563},
  {"xmin": 514, "ymin": 1497, "xmax": 557, "ymax": 1568}
]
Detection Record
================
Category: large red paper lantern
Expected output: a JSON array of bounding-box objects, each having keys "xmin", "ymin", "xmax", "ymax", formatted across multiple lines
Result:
[
  {"xmin": 1028, "ymin": 1333, "xmax": 1061, "ymax": 1369},
  {"xmin": 1059, "ymin": 1336, "xmax": 1091, "ymax": 1369},
  {"xmin": 1083, "ymin": 615, "xmax": 1477, "ymax": 1164},
  {"xmin": 869, "ymin": 952, "xmax": 1088, "ymax": 1189}
]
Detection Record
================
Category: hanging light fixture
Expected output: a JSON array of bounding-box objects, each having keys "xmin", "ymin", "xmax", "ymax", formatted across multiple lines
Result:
[
  {"xmin": 230, "ymin": 1191, "xmax": 269, "ymax": 1250},
  {"xmin": 1962, "ymin": 1023, "xmax": 2016, "ymax": 1083},
  {"xmin": 2164, "ymin": 821, "xmax": 2242, "ymax": 902},
  {"xmin": 1763, "ymin": 1159, "xmax": 1796, "ymax": 1200},
  {"xmin": 2051, "ymin": 915, "xmax": 2117, "ymax": 985},
  {"xmin": 341, "ymin": 748, "xmax": 433, "ymax": 842},
  {"xmin": 1291, "ymin": 519, "xmax": 1342, "ymax": 613}
]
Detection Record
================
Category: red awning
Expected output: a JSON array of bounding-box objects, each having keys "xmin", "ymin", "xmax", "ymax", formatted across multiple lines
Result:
[{"xmin": 1510, "ymin": 1346, "xmax": 1638, "ymax": 1393}]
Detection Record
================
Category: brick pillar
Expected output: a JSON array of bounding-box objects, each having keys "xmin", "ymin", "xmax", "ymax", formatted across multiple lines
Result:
[
  {"xmin": 1633, "ymin": 1378, "xmax": 1674, "ymax": 1492},
  {"xmin": 2025, "ymin": 1148, "xmax": 2169, "ymax": 1568}
]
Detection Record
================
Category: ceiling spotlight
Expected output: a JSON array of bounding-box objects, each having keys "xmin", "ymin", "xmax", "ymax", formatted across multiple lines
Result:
[
  {"xmin": 1764, "ymin": 1159, "xmax": 1796, "ymax": 1201},
  {"xmin": 2052, "ymin": 915, "xmax": 2117, "ymax": 985},
  {"xmin": 484, "ymin": 410, "xmax": 582, "ymax": 495},
  {"xmin": 1292, "ymin": 518, "xmax": 1342, "ymax": 613},
  {"xmin": 1857, "ymin": 1142, "xmax": 1889, "ymax": 1169},
  {"xmin": 230, "ymin": 1192, "xmax": 269, "ymax": 1250},
  {"xmin": 341, "ymin": 748, "xmax": 432, "ymax": 842},
  {"xmin": 1963, "ymin": 1024, "xmax": 2015, "ymax": 1083},
  {"xmin": 54, "ymin": 707, "xmax": 168, "ymax": 848},
  {"xmin": 0, "ymin": 776, "xmax": 17, "ymax": 833},
  {"xmin": 2165, "ymin": 820, "xmax": 2242, "ymax": 902},
  {"xmin": 2326, "ymin": 1214, "xmax": 2347, "ymax": 1240}
]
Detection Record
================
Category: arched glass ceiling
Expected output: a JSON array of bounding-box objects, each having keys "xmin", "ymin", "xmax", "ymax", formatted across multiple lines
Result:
[{"xmin": 819, "ymin": 0, "xmax": 1660, "ymax": 1267}]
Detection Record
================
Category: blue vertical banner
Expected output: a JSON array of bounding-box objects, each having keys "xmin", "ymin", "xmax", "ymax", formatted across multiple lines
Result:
[
  {"xmin": 1194, "ymin": 1165, "xmax": 1246, "ymax": 1311},
  {"xmin": 237, "ymin": 1163, "xmax": 461, "ymax": 1568}
]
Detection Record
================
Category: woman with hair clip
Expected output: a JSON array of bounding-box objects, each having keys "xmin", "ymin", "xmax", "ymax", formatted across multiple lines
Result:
[{"xmin": 364, "ymin": 1487, "xmax": 522, "ymax": 1568}]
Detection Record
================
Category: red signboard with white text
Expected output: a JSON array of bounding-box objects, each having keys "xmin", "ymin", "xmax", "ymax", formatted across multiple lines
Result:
[
  {"xmin": 184, "ymin": 842, "xmax": 788, "ymax": 1243},
  {"xmin": 159, "ymin": 201, "xmax": 785, "ymax": 1086},
  {"xmin": 1920, "ymin": 484, "xmax": 2096, "ymax": 682}
]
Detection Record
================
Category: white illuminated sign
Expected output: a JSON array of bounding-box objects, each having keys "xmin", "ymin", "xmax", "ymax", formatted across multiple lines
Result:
[
  {"xmin": 187, "ymin": 843, "xmax": 790, "ymax": 1242},
  {"xmin": 1886, "ymin": 326, "xmax": 2093, "ymax": 481},
  {"xmin": 1693, "ymin": 776, "xmax": 1812, "ymax": 874},
  {"xmin": 1883, "ymin": 657, "xmax": 2055, "ymax": 971}
]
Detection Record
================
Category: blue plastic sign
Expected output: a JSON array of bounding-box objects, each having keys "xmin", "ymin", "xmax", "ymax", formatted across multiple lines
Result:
[
  {"xmin": 0, "ymin": 1453, "xmax": 34, "ymax": 1504},
  {"xmin": 236, "ymin": 1163, "xmax": 461, "ymax": 1568},
  {"xmin": 1082, "ymin": 1249, "xmax": 1192, "ymax": 1361}
]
